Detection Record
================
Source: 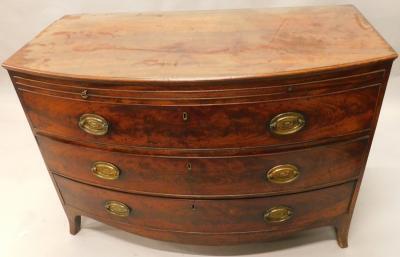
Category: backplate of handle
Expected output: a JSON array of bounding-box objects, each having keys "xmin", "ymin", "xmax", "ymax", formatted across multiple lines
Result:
[
  {"xmin": 269, "ymin": 112, "xmax": 305, "ymax": 135},
  {"xmin": 264, "ymin": 206, "xmax": 293, "ymax": 223},
  {"xmin": 78, "ymin": 113, "xmax": 109, "ymax": 136},
  {"xmin": 104, "ymin": 200, "xmax": 130, "ymax": 217},
  {"xmin": 267, "ymin": 164, "xmax": 300, "ymax": 184},
  {"xmin": 91, "ymin": 161, "xmax": 120, "ymax": 180}
]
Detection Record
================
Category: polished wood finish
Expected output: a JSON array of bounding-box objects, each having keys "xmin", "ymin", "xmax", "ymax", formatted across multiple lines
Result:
[
  {"xmin": 38, "ymin": 135, "xmax": 367, "ymax": 197},
  {"xmin": 3, "ymin": 5, "xmax": 397, "ymax": 249},
  {"xmin": 2, "ymin": 5, "xmax": 396, "ymax": 82},
  {"xmin": 55, "ymin": 174, "xmax": 354, "ymax": 244},
  {"xmin": 18, "ymin": 84, "xmax": 379, "ymax": 149}
]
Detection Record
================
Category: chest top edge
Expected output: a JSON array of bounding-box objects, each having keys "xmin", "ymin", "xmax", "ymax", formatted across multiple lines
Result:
[{"xmin": 2, "ymin": 5, "xmax": 398, "ymax": 83}]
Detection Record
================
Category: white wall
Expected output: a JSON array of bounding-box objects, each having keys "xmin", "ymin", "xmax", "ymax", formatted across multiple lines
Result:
[{"xmin": 0, "ymin": 0, "xmax": 399, "ymax": 75}]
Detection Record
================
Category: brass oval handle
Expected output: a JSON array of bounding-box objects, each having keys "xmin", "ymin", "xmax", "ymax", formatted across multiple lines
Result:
[
  {"xmin": 91, "ymin": 161, "xmax": 120, "ymax": 180},
  {"xmin": 267, "ymin": 164, "xmax": 300, "ymax": 184},
  {"xmin": 104, "ymin": 200, "xmax": 130, "ymax": 217},
  {"xmin": 264, "ymin": 206, "xmax": 293, "ymax": 223},
  {"xmin": 269, "ymin": 112, "xmax": 305, "ymax": 135},
  {"xmin": 78, "ymin": 113, "xmax": 109, "ymax": 136}
]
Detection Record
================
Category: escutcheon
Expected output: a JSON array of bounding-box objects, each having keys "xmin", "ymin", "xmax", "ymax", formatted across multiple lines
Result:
[
  {"xmin": 264, "ymin": 206, "xmax": 293, "ymax": 223},
  {"xmin": 267, "ymin": 164, "xmax": 300, "ymax": 184},
  {"xmin": 78, "ymin": 113, "xmax": 109, "ymax": 136},
  {"xmin": 269, "ymin": 112, "xmax": 305, "ymax": 135},
  {"xmin": 104, "ymin": 200, "xmax": 130, "ymax": 217},
  {"xmin": 91, "ymin": 161, "xmax": 120, "ymax": 180}
]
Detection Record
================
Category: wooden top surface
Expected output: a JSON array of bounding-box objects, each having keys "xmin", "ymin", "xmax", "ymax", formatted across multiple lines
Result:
[{"xmin": 3, "ymin": 5, "xmax": 397, "ymax": 82}]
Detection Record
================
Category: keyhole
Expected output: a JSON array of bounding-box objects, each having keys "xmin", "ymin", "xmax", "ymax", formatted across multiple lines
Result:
[
  {"xmin": 182, "ymin": 112, "xmax": 189, "ymax": 121},
  {"xmin": 186, "ymin": 162, "xmax": 192, "ymax": 171}
]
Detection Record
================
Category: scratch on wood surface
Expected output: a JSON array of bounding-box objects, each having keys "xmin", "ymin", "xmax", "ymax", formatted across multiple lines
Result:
[
  {"xmin": 266, "ymin": 18, "xmax": 288, "ymax": 47},
  {"xmin": 354, "ymin": 13, "xmax": 370, "ymax": 30}
]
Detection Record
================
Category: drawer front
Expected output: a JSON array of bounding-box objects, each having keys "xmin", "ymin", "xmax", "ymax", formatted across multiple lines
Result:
[
  {"xmin": 54, "ymin": 174, "xmax": 354, "ymax": 233},
  {"xmin": 20, "ymin": 85, "xmax": 378, "ymax": 149},
  {"xmin": 40, "ymin": 135, "xmax": 366, "ymax": 197}
]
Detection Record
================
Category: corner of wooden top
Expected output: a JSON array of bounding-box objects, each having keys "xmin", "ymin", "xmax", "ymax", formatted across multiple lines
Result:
[{"xmin": 1, "ymin": 58, "xmax": 11, "ymax": 70}]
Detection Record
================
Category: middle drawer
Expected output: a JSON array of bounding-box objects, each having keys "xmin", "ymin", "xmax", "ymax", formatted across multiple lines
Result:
[{"xmin": 38, "ymin": 135, "xmax": 367, "ymax": 197}]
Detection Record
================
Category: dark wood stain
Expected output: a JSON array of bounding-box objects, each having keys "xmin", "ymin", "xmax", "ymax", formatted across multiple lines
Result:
[
  {"xmin": 54, "ymin": 174, "xmax": 354, "ymax": 235},
  {"xmin": 2, "ymin": 5, "xmax": 398, "ymax": 248},
  {"xmin": 38, "ymin": 135, "xmax": 367, "ymax": 198},
  {"xmin": 18, "ymin": 84, "xmax": 379, "ymax": 149}
]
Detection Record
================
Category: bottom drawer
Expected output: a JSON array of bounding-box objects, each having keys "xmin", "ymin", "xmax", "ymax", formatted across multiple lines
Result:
[{"xmin": 54, "ymin": 174, "xmax": 354, "ymax": 234}]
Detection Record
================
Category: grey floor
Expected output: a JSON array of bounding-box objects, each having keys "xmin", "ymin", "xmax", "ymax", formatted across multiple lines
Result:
[{"xmin": 0, "ymin": 71, "xmax": 399, "ymax": 257}]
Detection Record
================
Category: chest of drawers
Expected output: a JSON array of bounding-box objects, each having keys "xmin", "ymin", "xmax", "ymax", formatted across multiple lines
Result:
[{"xmin": 2, "ymin": 5, "xmax": 397, "ymax": 248}]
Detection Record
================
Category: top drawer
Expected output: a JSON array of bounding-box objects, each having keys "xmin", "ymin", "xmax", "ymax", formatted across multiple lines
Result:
[
  {"xmin": 14, "ymin": 69, "xmax": 383, "ymax": 149},
  {"xmin": 17, "ymin": 85, "xmax": 379, "ymax": 149}
]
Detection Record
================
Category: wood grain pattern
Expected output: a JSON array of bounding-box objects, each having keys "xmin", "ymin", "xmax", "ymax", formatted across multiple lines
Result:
[
  {"xmin": 8, "ymin": 60, "xmax": 389, "ymax": 91},
  {"xmin": 2, "ymin": 5, "xmax": 398, "ymax": 248},
  {"xmin": 39, "ymin": 135, "xmax": 366, "ymax": 197},
  {"xmin": 2, "ymin": 5, "xmax": 397, "ymax": 82},
  {"xmin": 54, "ymin": 174, "xmax": 354, "ymax": 234},
  {"xmin": 64, "ymin": 203, "xmax": 347, "ymax": 245},
  {"xmin": 19, "ymin": 85, "xmax": 379, "ymax": 149},
  {"xmin": 12, "ymin": 68, "xmax": 385, "ymax": 105}
]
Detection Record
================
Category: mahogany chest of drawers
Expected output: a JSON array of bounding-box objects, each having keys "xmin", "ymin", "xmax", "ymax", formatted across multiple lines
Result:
[{"xmin": 3, "ymin": 5, "xmax": 397, "ymax": 248}]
